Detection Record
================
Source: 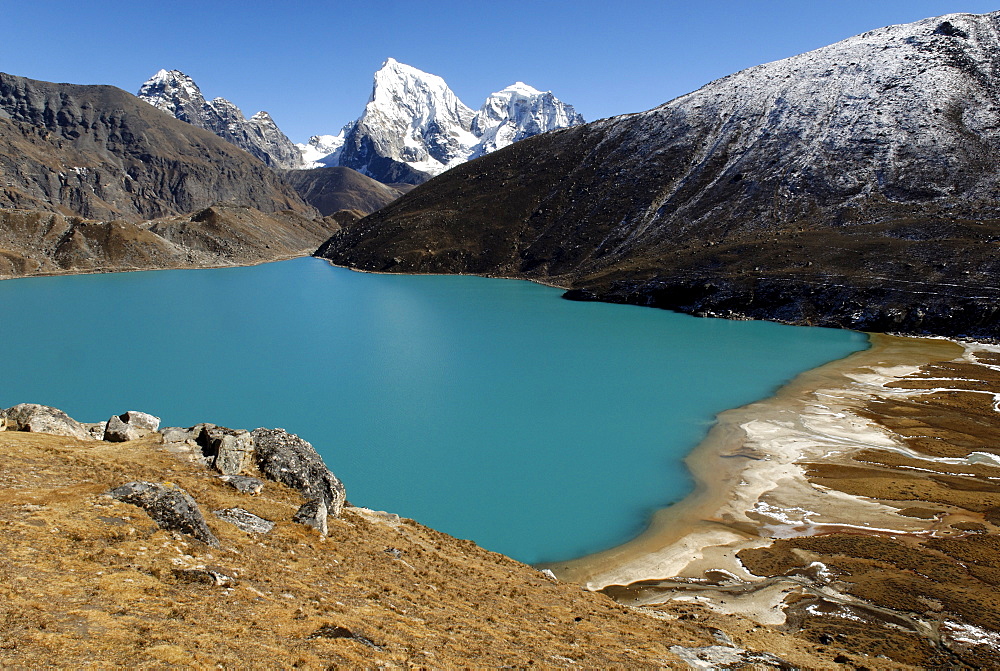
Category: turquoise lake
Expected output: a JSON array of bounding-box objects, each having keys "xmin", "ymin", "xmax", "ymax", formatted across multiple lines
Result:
[{"xmin": 0, "ymin": 258, "xmax": 868, "ymax": 564}]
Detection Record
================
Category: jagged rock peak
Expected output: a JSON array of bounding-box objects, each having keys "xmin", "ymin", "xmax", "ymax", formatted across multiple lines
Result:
[{"xmin": 137, "ymin": 69, "xmax": 303, "ymax": 169}]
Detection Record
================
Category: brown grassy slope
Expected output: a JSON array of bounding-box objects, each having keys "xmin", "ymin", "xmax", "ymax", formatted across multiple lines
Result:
[{"xmin": 0, "ymin": 430, "xmax": 719, "ymax": 668}]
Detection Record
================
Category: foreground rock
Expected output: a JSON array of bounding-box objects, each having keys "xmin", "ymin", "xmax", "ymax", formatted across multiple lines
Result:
[
  {"xmin": 318, "ymin": 11, "xmax": 1000, "ymax": 340},
  {"xmin": 0, "ymin": 403, "xmax": 92, "ymax": 441},
  {"xmin": 109, "ymin": 481, "xmax": 219, "ymax": 547}
]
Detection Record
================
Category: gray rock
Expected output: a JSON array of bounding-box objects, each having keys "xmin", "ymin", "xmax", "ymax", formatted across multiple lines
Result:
[
  {"xmin": 218, "ymin": 475, "xmax": 264, "ymax": 495},
  {"xmin": 213, "ymin": 507, "xmax": 274, "ymax": 534},
  {"xmin": 172, "ymin": 568, "xmax": 236, "ymax": 587},
  {"xmin": 251, "ymin": 428, "xmax": 345, "ymax": 517},
  {"xmin": 108, "ymin": 481, "xmax": 219, "ymax": 547},
  {"xmin": 160, "ymin": 426, "xmax": 199, "ymax": 443},
  {"xmin": 103, "ymin": 414, "xmax": 142, "ymax": 442},
  {"xmin": 292, "ymin": 499, "xmax": 328, "ymax": 535},
  {"xmin": 307, "ymin": 624, "xmax": 382, "ymax": 650},
  {"xmin": 199, "ymin": 426, "xmax": 253, "ymax": 476},
  {"xmin": 103, "ymin": 410, "xmax": 162, "ymax": 442},
  {"xmin": 120, "ymin": 410, "xmax": 160, "ymax": 431},
  {"xmin": 0, "ymin": 403, "xmax": 92, "ymax": 440},
  {"xmin": 669, "ymin": 644, "xmax": 792, "ymax": 670}
]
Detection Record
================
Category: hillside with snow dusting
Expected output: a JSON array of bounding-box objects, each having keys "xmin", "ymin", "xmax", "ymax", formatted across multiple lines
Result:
[{"xmin": 319, "ymin": 12, "xmax": 1000, "ymax": 340}]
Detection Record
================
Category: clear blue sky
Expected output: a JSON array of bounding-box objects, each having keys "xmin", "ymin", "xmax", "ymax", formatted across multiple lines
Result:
[{"xmin": 2, "ymin": 1, "xmax": 997, "ymax": 143}]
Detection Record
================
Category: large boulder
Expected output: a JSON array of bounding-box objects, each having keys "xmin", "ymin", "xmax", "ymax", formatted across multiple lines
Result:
[
  {"xmin": 108, "ymin": 481, "xmax": 219, "ymax": 547},
  {"xmin": 198, "ymin": 426, "xmax": 254, "ymax": 476},
  {"xmin": 103, "ymin": 410, "xmax": 162, "ymax": 442},
  {"xmin": 250, "ymin": 428, "xmax": 345, "ymax": 518},
  {"xmin": 0, "ymin": 403, "xmax": 92, "ymax": 440},
  {"xmin": 120, "ymin": 411, "xmax": 161, "ymax": 431}
]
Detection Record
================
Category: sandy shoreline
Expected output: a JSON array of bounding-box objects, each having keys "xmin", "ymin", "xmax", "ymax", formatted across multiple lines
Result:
[{"xmin": 545, "ymin": 333, "xmax": 984, "ymax": 619}]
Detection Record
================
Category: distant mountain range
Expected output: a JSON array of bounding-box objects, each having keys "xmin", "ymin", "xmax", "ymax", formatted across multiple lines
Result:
[
  {"xmin": 137, "ymin": 60, "xmax": 584, "ymax": 185},
  {"xmin": 318, "ymin": 12, "xmax": 1000, "ymax": 340}
]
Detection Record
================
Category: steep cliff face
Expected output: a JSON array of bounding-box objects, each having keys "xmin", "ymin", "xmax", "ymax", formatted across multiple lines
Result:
[
  {"xmin": 318, "ymin": 12, "xmax": 1000, "ymax": 339},
  {"xmin": 137, "ymin": 70, "xmax": 304, "ymax": 169},
  {"xmin": 0, "ymin": 72, "xmax": 308, "ymax": 221}
]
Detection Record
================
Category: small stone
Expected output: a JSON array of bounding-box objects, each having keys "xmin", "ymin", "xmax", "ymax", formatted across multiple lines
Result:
[
  {"xmin": 172, "ymin": 568, "xmax": 236, "ymax": 587},
  {"xmin": 213, "ymin": 507, "xmax": 274, "ymax": 534},
  {"xmin": 218, "ymin": 475, "xmax": 264, "ymax": 495},
  {"xmin": 308, "ymin": 624, "xmax": 382, "ymax": 650},
  {"xmin": 109, "ymin": 481, "xmax": 219, "ymax": 547},
  {"xmin": 293, "ymin": 499, "xmax": 328, "ymax": 535}
]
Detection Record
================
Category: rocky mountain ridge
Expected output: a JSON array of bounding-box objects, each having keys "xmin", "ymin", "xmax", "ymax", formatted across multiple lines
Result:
[
  {"xmin": 0, "ymin": 204, "xmax": 340, "ymax": 280},
  {"xmin": 138, "ymin": 61, "xmax": 584, "ymax": 185},
  {"xmin": 137, "ymin": 70, "xmax": 304, "ymax": 169},
  {"xmin": 0, "ymin": 72, "xmax": 308, "ymax": 222},
  {"xmin": 318, "ymin": 11, "xmax": 1000, "ymax": 340}
]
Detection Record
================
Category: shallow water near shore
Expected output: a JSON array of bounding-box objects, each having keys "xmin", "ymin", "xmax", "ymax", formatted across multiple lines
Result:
[{"xmin": 0, "ymin": 257, "xmax": 866, "ymax": 563}]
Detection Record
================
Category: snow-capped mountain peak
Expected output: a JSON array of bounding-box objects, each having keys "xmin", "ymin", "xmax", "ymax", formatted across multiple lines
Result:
[
  {"xmin": 333, "ymin": 60, "xmax": 584, "ymax": 184},
  {"xmin": 470, "ymin": 82, "xmax": 585, "ymax": 159},
  {"xmin": 336, "ymin": 58, "xmax": 479, "ymax": 183}
]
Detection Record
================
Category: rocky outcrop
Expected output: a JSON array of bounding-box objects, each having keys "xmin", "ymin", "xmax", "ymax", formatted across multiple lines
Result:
[
  {"xmin": 317, "ymin": 12, "xmax": 1000, "ymax": 340},
  {"xmin": 292, "ymin": 499, "xmax": 328, "ymax": 535},
  {"xmin": 0, "ymin": 72, "xmax": 309, "ymax": 221},
  {"xmin": 251, "ymin": 428, "xmax": 346, "ymax": 518},
  {"xmin": 109, "ymin": 481, "xmax": 220, "ymax": 547},
  {"xmin": 218, "ymin": 475, "xmax": 264, "ymax": 495},
  {"xmin": 0, "ymin": 403, "xmax": 92, "ymax": 440},
  {"xmin": 199, "ymin": 426, "xmax": 254, "ymax": 476}
]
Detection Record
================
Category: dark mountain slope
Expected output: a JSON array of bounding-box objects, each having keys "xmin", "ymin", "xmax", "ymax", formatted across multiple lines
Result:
[
  {"xmin": 0, "ymin": 73, "xmax": 309, "ymax": 221},
  {"xmin": 318, "ymin": 12, "xmax": 1000, "ymax": 339},
  {"xmin": 279, "ymin": 167, "xmax": 408, "ymax": 216}
]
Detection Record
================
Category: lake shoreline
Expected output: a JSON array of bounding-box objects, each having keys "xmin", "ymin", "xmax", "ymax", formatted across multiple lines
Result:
[{"xmin": 543, "ymin": 333, "xmax": 992, "ymax": 610}]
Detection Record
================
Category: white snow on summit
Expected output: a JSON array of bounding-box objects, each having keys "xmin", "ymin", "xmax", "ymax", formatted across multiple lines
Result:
[
  {"xmin": 470, "ymin": 82, "xmax": 585, "ymax": 159},
  {"xmin": 296, "ymin": 132, "xmax": 347, "ymax": 169},
  {"xmin": 327, "ymin": 58, "xmax": 585, "ymax": 184}
]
